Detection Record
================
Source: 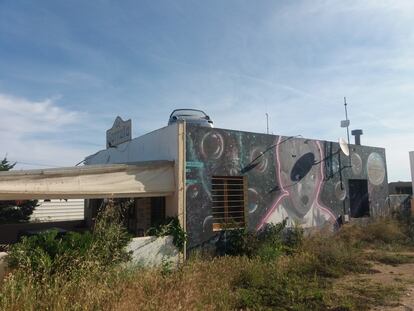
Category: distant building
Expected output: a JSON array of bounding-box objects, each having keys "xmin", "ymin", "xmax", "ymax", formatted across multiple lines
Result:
[{"xmin": 388, "ymin": 182, "xmax": 412, "ymax": 195}]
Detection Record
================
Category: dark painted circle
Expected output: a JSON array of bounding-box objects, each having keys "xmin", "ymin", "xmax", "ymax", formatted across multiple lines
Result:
[{"xmin": 290, "ymin": 152, "xmax": 315, "ymax": 182}]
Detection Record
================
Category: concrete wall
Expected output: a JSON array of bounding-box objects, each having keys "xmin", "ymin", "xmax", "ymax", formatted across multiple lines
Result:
[
  {"xmin": 126, "ymin": 235, "xmax": 179, "ymax": 267},
  {"xmin": 388, "ymin": 194, "xmax": 411, "ymax": 214},
  {"xmin": 185, "ymin": 125, "xmax": 389, "ymax": 250},
  {"xmin": 85, "ymin": 124, "xmax": 178, "ymax": 165}
]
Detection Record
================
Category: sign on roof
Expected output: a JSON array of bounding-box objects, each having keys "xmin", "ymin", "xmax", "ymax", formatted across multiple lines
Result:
[{"xmin": 106, "ymin": 116, "xmax": 132, "ymax": 148}]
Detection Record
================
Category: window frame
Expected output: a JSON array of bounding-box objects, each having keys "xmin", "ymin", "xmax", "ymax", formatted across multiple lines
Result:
[{"xmin": 211, "ymin": 175, "xmax": 247, "ymax": 231}]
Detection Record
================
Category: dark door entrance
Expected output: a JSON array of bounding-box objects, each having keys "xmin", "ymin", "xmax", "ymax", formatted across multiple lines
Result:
[{"xmin": 349, "ymin": 179, "xmax": 370, "ymax": 218}]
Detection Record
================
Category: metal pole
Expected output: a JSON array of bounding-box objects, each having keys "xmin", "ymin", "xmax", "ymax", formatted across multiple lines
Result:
[
  {"xmin": 344, "ymin": 97, "xmax": 350, "ymax": 144},
  {"xmin": 343, "ymin": 97, "xmax": 351, "ymax": 219},
  {"xmin": 265, "ymin": 113, "xmax": 269, "ymax": 134}
]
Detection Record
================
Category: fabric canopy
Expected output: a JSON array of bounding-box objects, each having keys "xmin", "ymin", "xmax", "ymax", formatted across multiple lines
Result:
[{"xmin": 0, "ymin": 161, "xmax": 175, "ymax": 200}]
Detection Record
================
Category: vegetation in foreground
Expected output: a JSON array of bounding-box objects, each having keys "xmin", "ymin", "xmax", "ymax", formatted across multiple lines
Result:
[{"xmin": 1, "ymin": 209, "xmax": 414, "ymax": 311}]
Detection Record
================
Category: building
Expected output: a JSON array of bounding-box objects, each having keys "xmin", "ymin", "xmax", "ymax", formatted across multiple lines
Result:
[
  {"xmin": 0, "ymin": 119, "xmax": 390, "ymax": 257},
  {"xmin": 84, "ymin": 121, "xmax": 389, "ymax": 252},
  {"xmin": 388, "ymin": 182, "xmax": 412, "ymax": 195},
  {"xmin": 410, "ymin": 152, "xmax": 414, "ymax": 193}
]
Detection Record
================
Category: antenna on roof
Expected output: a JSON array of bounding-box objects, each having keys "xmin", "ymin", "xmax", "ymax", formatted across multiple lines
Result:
[
  {"xmin": 340, "ymin": 97, "xmax": 351, "ymax": 144},
  {"xmin": 265, "ymin": 113, "xmax": 269, "ymax": 134}
]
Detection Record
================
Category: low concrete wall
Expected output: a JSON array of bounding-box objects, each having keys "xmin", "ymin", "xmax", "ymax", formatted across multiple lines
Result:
[
  {"xmin": 0, "ymin": 252, "xmax": 7, "ymax": 281},
  {"xmin": 126, "ymin": 235, "xmax": 179, "ymax": 267},
  {"xmin": 389, "ymin": 194, "xmax": 411, "ymax": 214}
]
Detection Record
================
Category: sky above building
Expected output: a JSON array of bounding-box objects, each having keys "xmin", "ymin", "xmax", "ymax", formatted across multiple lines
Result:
[{"xmin": 0, "ymin": 0, "xmax": 413, "ymax": 181}]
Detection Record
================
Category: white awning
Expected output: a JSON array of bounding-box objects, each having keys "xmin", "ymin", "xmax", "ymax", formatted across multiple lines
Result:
[{"xmin": 0, "ymin": 161, "xmax": 175, "ymax": 200}]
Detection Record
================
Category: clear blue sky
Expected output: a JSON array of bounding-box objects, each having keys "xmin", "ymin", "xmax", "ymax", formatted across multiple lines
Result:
[{"xmin": 0, "ymin": 1, "xmax": 413, "ymax": 181}]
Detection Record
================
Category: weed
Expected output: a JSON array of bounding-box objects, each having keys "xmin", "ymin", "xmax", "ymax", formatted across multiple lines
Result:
[
  {"xmin": 365, "ymin": 251, "xmax": 414, "ymax": 266},
  {"xmin": 160, "ymin": 257, "xmax": 173, "ymax": 277},
  {"xmin": 1, "ymin": 217, "xmax": 413, "ymax": 310},
  {"xmin": 328, "ymin": 278, "xmax": 405, "ymax": 310},
  {"xmin": 146, "ymin": 217, "xmax": 187, "ymax": 251}
]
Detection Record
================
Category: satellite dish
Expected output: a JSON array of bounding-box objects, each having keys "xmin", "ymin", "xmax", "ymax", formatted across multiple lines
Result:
[{"xmin": 339, "ymin": 137, "xmax": 350, "ymax": 156}]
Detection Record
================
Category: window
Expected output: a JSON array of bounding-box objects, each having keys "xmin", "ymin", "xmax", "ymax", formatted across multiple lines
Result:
[
  {"xmin": 211, "ymin": 176, "xmax": 247, "ymax": 231},
  {"xmin": 150, "ymin": 197, "xmax": 166, "ymax": 227}
]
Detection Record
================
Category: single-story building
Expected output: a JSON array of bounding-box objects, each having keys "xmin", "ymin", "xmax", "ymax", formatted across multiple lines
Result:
[
  {"xmin": 0, "ymin": 119, "xmax": 389, "ymax": 258},
  {"xmin": 84, "ymin": 120, "xmax": 389, "ymax": 253}
]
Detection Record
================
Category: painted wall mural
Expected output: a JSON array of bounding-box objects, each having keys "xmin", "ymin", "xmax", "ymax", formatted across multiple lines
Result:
[{"xmin": 185, "ymin": 124, "xmax": 388, "ymax": 250}]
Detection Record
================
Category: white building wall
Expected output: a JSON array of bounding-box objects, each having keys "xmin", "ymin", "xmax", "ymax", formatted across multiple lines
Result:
[
  {"xmin": 30, "ymin": 199, "xmax": 84, "ymax": 222},
  {"xmin": 84, "ymin": 124, "xmax": 178, "ymax": 165}
]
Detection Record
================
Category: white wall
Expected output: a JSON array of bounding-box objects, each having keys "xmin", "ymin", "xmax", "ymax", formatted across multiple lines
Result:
[
  {"xmin": 126, "ymin": 235, "xmax": 179, "ymax": 267},
  {"xmin": 84, "ymin": 124, "xmax": 178, "ymax": 165},
  {"xmin": 31, "ymin": 199, "xmax": 84, "ymax": 222}
]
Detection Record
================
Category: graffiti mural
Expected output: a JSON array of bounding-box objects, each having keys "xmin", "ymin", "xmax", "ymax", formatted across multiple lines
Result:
[{"xmin": 185, "ymin": 124, "xmax": 388, "ymax": 250}]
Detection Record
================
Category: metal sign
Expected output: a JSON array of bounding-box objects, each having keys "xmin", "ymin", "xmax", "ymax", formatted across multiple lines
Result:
[
  {"xmin": 340, "ymin": 120, "xmax": 350, "ymax": 128},
  {"xmin": 106, "ymin": 116, "xmax": 132, "ymax": 148}
]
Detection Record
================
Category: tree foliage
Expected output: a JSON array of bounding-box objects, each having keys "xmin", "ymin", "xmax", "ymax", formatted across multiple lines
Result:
[{"xmin": 0, "ymin": 157, "xmax": 37, "ymax": 223}]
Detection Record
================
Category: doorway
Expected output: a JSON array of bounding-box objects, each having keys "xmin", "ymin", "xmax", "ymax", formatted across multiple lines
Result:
[{"xmin": 349, "ymin": 179, "xmax": 370, "ymax": 218}]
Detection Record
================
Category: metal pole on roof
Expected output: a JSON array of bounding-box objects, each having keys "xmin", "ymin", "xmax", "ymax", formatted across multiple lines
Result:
[
  {"xmin": 344, "ymin": 97, "xmax": 350, "ymax": 145},
  {"xmin": 265, "ymin": 113, "xmax": 269, "ymax": 134}
]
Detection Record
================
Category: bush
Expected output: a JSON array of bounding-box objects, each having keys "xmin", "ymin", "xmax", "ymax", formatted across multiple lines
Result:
[
  {"xmin": 7, "ymin": 230, "xmax": 94, "ymax": 276},
  {"xmin": 215, "ymin": 227, "xmax": 258, "ymax": 257},
  {"xmin": 215, "ymin": 220, "xmax": 304, "ymax": 260},
  {"xmin": 146, "ymin": 217, "xmax": 187, "ymax": 251},
  {"xmin": 7, "ymin": 202, "xmax": 132, "ymax": 278}
]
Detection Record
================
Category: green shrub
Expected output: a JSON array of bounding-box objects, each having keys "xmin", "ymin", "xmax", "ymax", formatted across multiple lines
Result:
[
  {"xmin": 89, "ymin": 203, "xmax": 132, "ymax": 266},
  {"xmin": 146, "ymin": 217, "xmax": 187, "ymax": 251},
  {"xmin": 7, "ymin": 202, "xmax": 131, "ymax": 278},
  {"xmin": 215, "ymin": 227, "xmax": 258, "ymax": 256},
  {"xmin": 216, "ymin": 220, "xmax": 304, "ymax": 261},
  {"xmin": 7, "ymin": 230, "xmax": 95, "ymax": 276}
]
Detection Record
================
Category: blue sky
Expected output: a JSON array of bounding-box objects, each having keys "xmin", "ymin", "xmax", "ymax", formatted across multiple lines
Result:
[{"xmin": 0, "ymin": 0, "xmax": 413, "ymax": 181}]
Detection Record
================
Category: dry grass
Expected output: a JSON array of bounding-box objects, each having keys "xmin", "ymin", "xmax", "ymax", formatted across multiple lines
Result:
[{"xmin": 1, "ymin": 217, "xmax": 413, "ymax": 310}]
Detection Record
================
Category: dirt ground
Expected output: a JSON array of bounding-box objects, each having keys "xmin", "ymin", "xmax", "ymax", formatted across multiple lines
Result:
[
  {"xmin": 330, "ymin": 249, "xmax": 414, "ymax": 310},
  {"xmin": 369, "ymin": 261, "xmax": 414, "ymax": 311}
]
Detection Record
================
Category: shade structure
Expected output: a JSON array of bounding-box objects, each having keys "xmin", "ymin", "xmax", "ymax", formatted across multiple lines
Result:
[{"xmin": 0, "ymin": 161, "xmax": 175, "ymax": 200}]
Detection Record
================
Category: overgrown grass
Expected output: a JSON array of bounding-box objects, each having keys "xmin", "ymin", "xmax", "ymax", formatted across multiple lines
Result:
[
  {"xmin": 365, "ymin": 251, "xmax": 414, "ymax": 266},
  {"xmin": 0, "ymin": 202, "xmax": 133, "ymax": 310},
  {"xmin": 327, "ymin": 277, "xmax": 405, "ymax": 310},
  {"xmin": 1, "ymin": 215, "xmax": 414, "ymax": 310}
]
